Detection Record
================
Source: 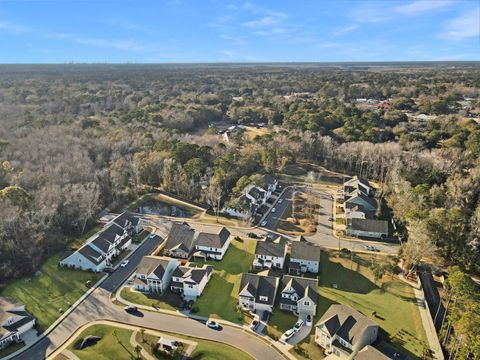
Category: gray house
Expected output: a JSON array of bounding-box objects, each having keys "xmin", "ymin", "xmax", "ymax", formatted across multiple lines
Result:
[
  {"xmin": 0, "ymin": 306, "xmax": 36, "ymax": 350},
  {"xmin": 315, "ymin": 304, "xmax": 379, "ymax": 359},
  {"xmin": 346, "ymin": 219, "xmax": 388, "ymax": 239},
  {"xmin": 253, "ymin": 240, "xmax": 287, "ymax": 270},
  {"xmin": 164, "ymin": 222, "xmax": 198, "ymax": 259},
  {"xmin": 279, "ymin": 275, "xmax": 318, "ymax": 318},
  {"xmin": 238, "ymin": 272, "xmax": 280, "ymax": 313},
  {"xmin": 288, "ymin": 241, "xmax": 321, "ymax": 274}
]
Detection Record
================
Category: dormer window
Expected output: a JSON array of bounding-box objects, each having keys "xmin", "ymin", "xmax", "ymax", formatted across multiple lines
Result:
[{"xmin": 259, "ymin": 295, "xmax": 268, "ymax": 302}]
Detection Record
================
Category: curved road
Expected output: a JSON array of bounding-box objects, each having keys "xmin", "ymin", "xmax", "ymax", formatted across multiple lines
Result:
[{"xmin": 13, "ymin": 237, "xmax": 283, "ymax": 360}]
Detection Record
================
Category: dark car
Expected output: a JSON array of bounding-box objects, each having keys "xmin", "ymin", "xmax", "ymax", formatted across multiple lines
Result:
[
  {"xmin": 247, "ymin": 232, "xmax": 260, "ymax": 239},
  {"xmin": 261, "ymin": 311, "xmax": 270, "ymax": 322},
  {"xmin": 341, "ymin": 248, "xmax": 351, "ymax": 254},
  {"xmin": 124, "ymin": 305, "xmax": 138, "ymax": 313},
  {"xmin": 103, "ymin": 267, "xmax": 115, "ymax": 274}
]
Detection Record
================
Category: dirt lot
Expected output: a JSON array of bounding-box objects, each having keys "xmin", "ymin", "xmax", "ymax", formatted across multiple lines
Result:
[{"xmin": 277, "ymin": 190, "xmax": 318, "ymax": 236}]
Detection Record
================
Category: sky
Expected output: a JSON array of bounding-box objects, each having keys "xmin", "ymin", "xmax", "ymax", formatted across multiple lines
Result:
[{"xmin": 0, "ymin": 0, "xmax": 479, "ymax": 63}]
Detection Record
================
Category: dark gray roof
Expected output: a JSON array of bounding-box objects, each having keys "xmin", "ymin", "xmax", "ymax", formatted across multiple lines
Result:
[
  {"xmin": 113, "ymin": 211, "xmax": 140, "ymax": 228},
  {"xmin": 255, "ymin": 241, "xmax": 287, "ymax": 258},
  {"xmin": 345, "ymin": 191, "xmax": 377, "ymax": 209},
  {"xmin": 78, "ymin": 245, "xmax": 104, "ymax": 265},
  {"xmin": 316, "ymin": 304, "xmax": 378, "ymax": 346},
  {"xmin": 375, "ymin": 341, "xmax": 409, "ymax": 360},
  {"xmin": 97, "ymin": 223, "xmax": 125, "ymax": 243},
  {"xmin": 281, "ymin": 275, "xmax": 318, "ymax": 302},
  {"xmin": 90, "ymin": 236, "xmax": 113, "ymax": 253},
  {"xmin": 239, "ymin": 273, "xmax": 279, "ymax": 306},
  {"xmin": 173, "ymin": 265, "xmax": 212, "ymax": 284},
  {"xmin": 2, "ymin": 306, "xmax": 35, "ymax": 333},
  {"xmin": 248, "ymin": 186, "xmax": 265, "ymax": 200},
  {"xmin": 261, "ymin": 174, "xmax": 276, "ymax": 186},
  {"xmin": 348, "ymin": 219, "xmax": 388, "ymax": 234},
  {"xmin": 165, "ymin": 222, "xmax": 196, "ymax": 254},
  {"xmin": 290, "ymin": 241, "xmax": 321, "ymax": 262},
  {"xmin": 196, "ymin": 227, "xmax": 231, "ymax": 249}
]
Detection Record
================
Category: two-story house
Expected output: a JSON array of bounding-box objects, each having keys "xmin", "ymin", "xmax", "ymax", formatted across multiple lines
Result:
[
  {"xmin": 238, "ymin": 272, "xmax": 280, "ymax": 313},
  {"xmin": 253, "ymin": 240, "xmax": 287, "ymax": 270},
  {"xmin": 279, "ymin": 275, "xmax": 318, "ymax": 318},
  {"xmin": 164, "ymin": 222, "xmax": 198, "ymax": 259},
  {"xmin": 112, "ymin": 211, "xmax": 144, "ymax": 235},
  {"xmin": 315, "ymin": 304, "xmax": 379, "ymax": 359},
  {"xmin": 288, "ymin": 241, "xmax": 321, "ymax": 275},
  {"xmin": 170, "ymin": 264, "xmax": 213, "ymax": 300},
  {"xmin": 133, "ymin": 256, "xmax": 179, "ymax": 293},
  {"xmin": 0, "ymin": 306, "xmax": 36, "ymax": 350},
  {"xmin": 244, "ymin": 174, "xmax": 278, "ymax": 211},
  {"xmin": 194, "ymin": 226, "xmax": 231, "ymax": 260}
]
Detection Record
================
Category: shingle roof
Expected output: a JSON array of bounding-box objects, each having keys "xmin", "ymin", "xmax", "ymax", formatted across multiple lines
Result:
[
  {"xmin": 255, "ymin": 240, "xmax": 287, "ymax": 258},
  {"xmin": 354, "ymin": 346, "xmax": 390, "ymax": 360},
  {"xmin": 261, "ymin": 174, "xmax": 276, "ymax": 186},
  {"xmin": 290, "ymin": 241, "xmax": 321, "ymax": 262},
  {"xmin": 165, "ymin": 222, "xmax": 196, "ymax": 254},
  {"xmin": 90, "ymin": 236, "xmax": 113, "ymax": 253},
  {"xmin": 113, "ymin": 211, "xmax": 140, "ymax": 228},
  {"xmin": 97, "ymin": 223, "xmax": 125, "ymax": 243},
  {"xmin": 247, "ymin": 186, "xmax": 266, "ymax": 200},
  {"xmin": 137, "ymin": 256, "xmax": 175, "ymax": 279},
  {"xmin": 281, "ymin": 275, "xmax": 318, "ymax": 302},
  {"xmin": 345, "ymin": 191, "xmax": 377, "ymax": 210},
  {"xmin": 348, "ymin": 219, "xmax": 388, "ymax": 234},
  {"xmin": 78, "ymin": 245, "xmax": 104, "ymax": 265},
  {"xmin": 195, "ymin": 227, "xmax": 231, "ymax": 249},
  {"xmin": 316, "ymin": 304, "xmax": 378, "ymax": 346},
  {"xmin": 239, "ymin": 273, "xmax": 279, "ymax": 306}
]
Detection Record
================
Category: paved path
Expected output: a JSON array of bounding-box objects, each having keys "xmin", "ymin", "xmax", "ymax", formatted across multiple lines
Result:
[
  {"xmin": 12, "ymin": 236, "xmax": 287, "ymax": 360},
  {"xmin": 129, "ymin": 330, "xmax": 156, "ymax": 360}
]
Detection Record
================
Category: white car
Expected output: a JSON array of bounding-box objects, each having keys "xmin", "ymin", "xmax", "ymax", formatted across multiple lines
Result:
[
  {"xmin": 149, "ymin": 233, "xmax": 155, "ymax": 238},
  {"xmin": 306, "ymin": 315, "xmax": 312, "ymax": 327},
  {"xmin": 206, "ymin": 320, "xmax": 220, "ymax": 329},
  {"xmin": 261, "ymin": 220, "xmax": 267, "ymax": 226},
  {"xmin": 281, "ymin": 328, "xmax": 296, "ymax": 341},
  {"xmin": 293, "ymin": 319, "xmax": 304, "ymax": 332},
  {"xmin": 120, "ymin": 260, "xmax": 129, "ymax": 268},
  {"xmin": 271, "ymin": 208, "xmax": 276, "ymax": 213},
  {"xmin": 278, "ymin": 198, "xmax": 283, "ymax": 204}
]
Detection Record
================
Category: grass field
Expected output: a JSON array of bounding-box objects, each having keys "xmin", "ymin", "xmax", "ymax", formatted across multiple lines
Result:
[
  {"xmin": 192, "ymin": 238, "xmax": 255, "ymax": 323},
  {"xmin": 120, "ymin": 287, "xmax": 179, "ymax": 311},
  {"xmin": 68, "ymin": 324, "xmax": 254, "ymax": 360},
  {"xmin": 1, "ymin": 254, "xmax": 102, "ymax": 330},
  {"xmin": 68, "ymin": 324, "xmax": 135, "ymax": 360}
]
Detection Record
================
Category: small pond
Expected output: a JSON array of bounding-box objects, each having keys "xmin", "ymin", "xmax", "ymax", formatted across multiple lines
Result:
[{"xmin": 135, "ymin": 199, "xmax": 193, "ymax": 218}]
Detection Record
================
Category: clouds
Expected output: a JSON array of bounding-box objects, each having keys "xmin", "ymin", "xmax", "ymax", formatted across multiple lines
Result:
[
  {"xmin": 395, "ymin": 0, "xmax": 454, "ymax": 15},
  {"xmin": 333, "ymin": 24, "xmax": 359, "ymax": 36},
  {"xmin": 439, "ymin": 8, "xmax": 480, "ymax": 40}
]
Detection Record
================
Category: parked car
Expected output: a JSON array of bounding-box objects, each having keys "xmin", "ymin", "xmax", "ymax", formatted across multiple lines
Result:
[
  {"xmin": 261, "ymin": 220, "xmax": 267, "ymax": 226},
  {"xmin": 206, "ymin": 320, "xmax": 220, "ymax": 329},
  {"xmin": 261, "ymin": 311, "xmax": 270, "ymax": 322},
  {"xmin": 103, "ymin": 267, "xmax": 114, "ymax": 274},
  {"xmin": 328, "ymin": 217, "xmax": 333, "ymax": 221},
  {"xmin": 250, "ymin": 319, "xmax": 259, "ymax": 331},
  {"xmin": 149, "ymin": 233, "xmax": 156, "ymax": 238},
  {"xmin": 271, "ymin": 208, "xmax": 276, "ymax": 213},
  {"xmin": 247, "ymin": 232, "xmax": 260, "ymax": 239},
  {"xmin": 278, "ymin": 198, "xmax": 283, "ymax": 204},
  {"xmin": 341, "ymin": 248, "xmax": 351, "ymax": 254},
  {"xmin": 124, "ymin": 305, "xmax": 138, "ymax": 313},
  {"xmin": 293, "ymin": 319, "xmax": 304, "ymax": 332},
  {"xmin": 306, "ymin": 315, "xmax": 312, "ymax": 327},
  {"xmin": 120, "ymin": 260, "xmax": 129, "ymax": 268},
  {"xmin": 281, "ymin": 329, "xmax": 296, "ymax": 341}
]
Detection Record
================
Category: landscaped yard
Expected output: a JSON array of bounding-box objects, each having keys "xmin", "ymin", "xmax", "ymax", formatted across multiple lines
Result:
[
  {"xmin": 67, "ymin": 323, "xmax": 254, "ymax": 360},
  {"xmin": 0, "ymin": 341, "xmax": 25, "ymax": 359},
  {"xmin": 1, "ymin": 254, "xmax": 102, "ymax": 330},
  {"xmin": 192, "ymin": 238, "xmax": 255, "ymax": 323},
  {"xmin": 120, "ymin": 287, "xmax": 180, "ymax": 311},
  {"xmin": 68, "ymin": 324, "xmax": 135, "ymax": 360}
]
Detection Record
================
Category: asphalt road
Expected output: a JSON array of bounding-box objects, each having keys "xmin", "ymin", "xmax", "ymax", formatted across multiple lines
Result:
[
  {"xmin": 13, "ymin": 234, "xmax": 283, "ymax": 360},
  {"xmin": 263, "ymin": 187, "xmax": 295, "ymax": 231}
]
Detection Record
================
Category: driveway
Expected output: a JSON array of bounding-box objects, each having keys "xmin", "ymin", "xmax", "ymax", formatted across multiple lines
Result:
[
  {"xmin": 262, "ymin": 187, "xmax": 295, "ymax": 231},
  {"xmin": 12, "ymin": 234, "xmax": 284, "ymax": 360}
]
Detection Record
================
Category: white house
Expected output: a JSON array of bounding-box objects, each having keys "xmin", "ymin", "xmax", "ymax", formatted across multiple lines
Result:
[
  {"xmin": 133, "ymin": 256, "xmax": 179, "ymax": 293},
  {"xmin": 193, "ymin": 227, "xmax": 231, "ymax": 260},
  {"xmin": 0, "ymin": 306, "xmax": 36, "ymax": 350},
  {"xmin": 315, "ymin": 304, "xmax": 379, "ymax": 359},
  {"xmin": 343, "ymin": 177, "xmax": 377, "ymax": 220},
  {"xmin": 59, "ymin": 212, "xmax": 141, "ymax": 272},
  {"xmin": 170, "ymin": 264, "xmax": 213, "ymax": 300},
  {"xmin": 253, "ymin": 239, "xmax": 287, "ymax": 270},
  {"xmin": 244, "ymin": 174, "xmax": 278, "ymax": 209},
  {"xmin": 288, "ymin": 241, "xmax": 321, "ymax": 275},
  {"xmin": 279, "ymin": 276, "xmax": 318, "ymax": 318},
  {"xmin": 238, "ymin": 272, "xmax": 280, "ymax": 313}
]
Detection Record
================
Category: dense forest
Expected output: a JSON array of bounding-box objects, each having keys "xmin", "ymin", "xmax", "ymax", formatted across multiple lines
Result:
[{"xmin": 0, "ymin": 63, "xmax": 479, "ymax": 288}]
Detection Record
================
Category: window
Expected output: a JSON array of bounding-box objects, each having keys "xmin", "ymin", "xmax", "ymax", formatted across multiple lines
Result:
[
  {"xmin": 188, "ymin": 285, "xmax": 193, "ymax": 288},
  {"xmin": 304, "ymin": 301, "xmax": 310, "ymax": 306},
  {"xmin": 259, "ymin": 295, "xmax": 268, "ymax": 302}
]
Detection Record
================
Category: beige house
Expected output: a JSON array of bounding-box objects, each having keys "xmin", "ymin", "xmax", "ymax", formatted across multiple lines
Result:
[{"xmin": 315, "ymin": 304, "xmax": 379, "ymax": 359}]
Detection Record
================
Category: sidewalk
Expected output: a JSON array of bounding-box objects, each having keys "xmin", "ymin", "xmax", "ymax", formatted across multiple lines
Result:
[
  {"xmin": 115, "ymin": 285, "xmax": 295, "ymax": 360},
  {"xmin": 398, "ymin": 273, "xmax": 444, "ymax": 360}
]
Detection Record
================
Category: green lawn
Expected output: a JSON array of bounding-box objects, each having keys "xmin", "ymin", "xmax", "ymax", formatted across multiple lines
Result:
[
  {"xmin": 192, "ymin": 238, "xmax": 255, "ymax": 323},
  {"xmin": 68, "ymin": 324, "xmax": 136, "ymax": 360},
  {"xmin": 317, "ymin": 251, "xmax": 429, "ymax": 358},
  {"xmin": 0, "ymin": 341, "xmax": 24, "ymax": 358},
  {"xmin": 1, "ymin": 254, "xmax": 102, "ymax": 330},
  {"xmin": 69, "ymin": 324, "xmax": 254, "ymax": 360},
  {"xmin": 120, "ymin": 287, "xmax": 178, "ymax": 311}
]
